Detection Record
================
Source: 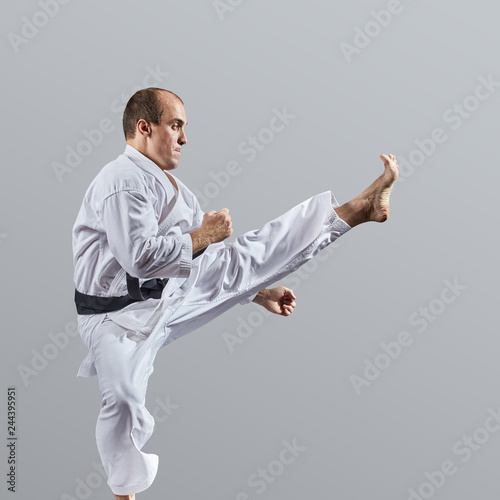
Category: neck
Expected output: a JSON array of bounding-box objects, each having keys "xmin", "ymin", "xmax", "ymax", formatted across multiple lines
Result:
[{"xmin": 127, "ymin": 142, "xmax": 159, "ymax": 168}]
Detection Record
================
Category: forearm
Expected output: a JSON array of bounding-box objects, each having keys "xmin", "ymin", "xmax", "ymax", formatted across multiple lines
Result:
[{"xmin": 114, "ymin": 235, "xmax": 193, "ymax": 279}]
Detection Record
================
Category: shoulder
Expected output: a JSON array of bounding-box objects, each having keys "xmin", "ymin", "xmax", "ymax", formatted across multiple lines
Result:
[{"xmin": 87, "ymin": 153, "xmax": 151, "ymax": 200}]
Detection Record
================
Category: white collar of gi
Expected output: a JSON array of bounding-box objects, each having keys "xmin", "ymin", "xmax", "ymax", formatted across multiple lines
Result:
[{"xmin": 124, "ymin": 144, "xmax": 178, "ymax": 195}]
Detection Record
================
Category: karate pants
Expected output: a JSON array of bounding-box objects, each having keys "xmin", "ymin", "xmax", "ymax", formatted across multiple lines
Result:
[{"xmin": 84, "ymin": 191, "xmax": 350, "ymax": 495}]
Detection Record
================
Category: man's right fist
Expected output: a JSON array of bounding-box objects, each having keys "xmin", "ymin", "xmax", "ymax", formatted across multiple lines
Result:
[
  {"xmin": 201, "ymin": 208, "xmax": 233, "ymax": 243},
  {"xmin": 190, "ymin": 208, "xmax": 233, "ymax": 254}
]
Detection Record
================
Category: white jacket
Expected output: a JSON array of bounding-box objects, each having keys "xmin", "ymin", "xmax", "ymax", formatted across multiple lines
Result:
[
  {"xmin": 73, "ymin": 145, "xmax": 207, "ymax": 376},
  {"xmin": 73, "ymin": 144, "xmax": 203, "ymax": 298}
]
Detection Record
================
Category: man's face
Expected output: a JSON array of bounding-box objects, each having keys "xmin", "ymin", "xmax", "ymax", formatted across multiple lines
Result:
[{"xmin": 149, "ymin": 93, "xmax": 188, "ymax": 171}]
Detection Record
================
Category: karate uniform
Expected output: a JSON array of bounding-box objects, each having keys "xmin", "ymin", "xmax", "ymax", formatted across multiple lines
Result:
[{"xmin": 72, "ymin": 145, "xmax": 350, "ymax": 495}]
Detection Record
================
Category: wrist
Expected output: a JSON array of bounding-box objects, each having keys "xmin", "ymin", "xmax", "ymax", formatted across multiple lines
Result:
[
  {"xmin": 252, "ymin": 289, "xmax": 268, "ymax": 306},
  {"xmin": 190, "ymin": 229, "xmax": 210, "ymax": 254}
]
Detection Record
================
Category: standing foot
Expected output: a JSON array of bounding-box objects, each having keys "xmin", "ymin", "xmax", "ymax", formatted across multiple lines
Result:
[{"xmin": 335, "ymin": 154, "xmax": 399, "ymax": 227}]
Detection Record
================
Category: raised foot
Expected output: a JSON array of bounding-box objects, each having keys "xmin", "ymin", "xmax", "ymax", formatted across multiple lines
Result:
[{"xmin": 361, "ymin": 153, "xmax": 399, "ymax": 223}]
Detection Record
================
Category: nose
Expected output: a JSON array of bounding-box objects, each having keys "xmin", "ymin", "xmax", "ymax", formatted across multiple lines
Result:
[{"xmin": 179, "ymin": 129, "xmax": 187, "ymax": 146}]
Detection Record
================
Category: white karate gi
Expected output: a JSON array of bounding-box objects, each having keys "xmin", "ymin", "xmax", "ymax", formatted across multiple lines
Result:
[{"xmin": 72, "ymin": 145, "xmax": 351, "ymax": 495}]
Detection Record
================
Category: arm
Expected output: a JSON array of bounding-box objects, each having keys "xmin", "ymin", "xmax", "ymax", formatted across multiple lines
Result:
[
  {"xmin": 103, "ymin": 190, "xmax": 234, "ymax": 278},
  {"xmin": 102, "ymin": 190, "xmax": 193, "ymax": 279}
]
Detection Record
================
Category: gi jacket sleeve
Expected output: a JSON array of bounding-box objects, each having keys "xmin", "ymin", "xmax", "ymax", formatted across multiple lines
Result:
[{"xmin": 101, "ymin": 189, "xmax": 193, "ymax": 280}]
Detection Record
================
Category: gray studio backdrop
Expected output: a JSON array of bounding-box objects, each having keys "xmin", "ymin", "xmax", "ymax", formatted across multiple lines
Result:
[{"xmin": 1, "ymin": 1, "xmax": 499, "ymax": 499}]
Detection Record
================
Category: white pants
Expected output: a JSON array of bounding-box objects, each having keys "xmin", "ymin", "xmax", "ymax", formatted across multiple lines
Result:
[{"xmin": 81, "ymin": 191, "xmax": 350, "ymax": 495}]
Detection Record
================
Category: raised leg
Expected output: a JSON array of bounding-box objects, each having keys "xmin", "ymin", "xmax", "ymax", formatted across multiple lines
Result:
[{"xmin": 162, "ymin": 153, "xmax": 399, "ymax": 344}]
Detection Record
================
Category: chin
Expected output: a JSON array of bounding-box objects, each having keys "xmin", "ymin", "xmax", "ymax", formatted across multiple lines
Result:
[{"xmin": 163, "ymin": 161, "xmax": 179, "ymax": 171}]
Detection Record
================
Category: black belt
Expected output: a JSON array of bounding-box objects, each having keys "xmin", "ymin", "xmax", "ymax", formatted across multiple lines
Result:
[
  {"xmin": 75, "ymin": 247, "xmax": 207, "ymax": 315},
  {"xmin": 75, "ymin": 276, "xmax": 167, "ymax": 315}
]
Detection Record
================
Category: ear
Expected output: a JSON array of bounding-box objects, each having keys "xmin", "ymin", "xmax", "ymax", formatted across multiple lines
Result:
[{"xmin": 136, "ymin": 119, "xmax": 152, "ymax": 138}]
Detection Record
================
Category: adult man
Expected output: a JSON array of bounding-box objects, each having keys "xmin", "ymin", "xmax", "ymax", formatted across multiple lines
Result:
[{"xmin": 72, "ymin": 88, "xmax": 399, "ymax": 499}]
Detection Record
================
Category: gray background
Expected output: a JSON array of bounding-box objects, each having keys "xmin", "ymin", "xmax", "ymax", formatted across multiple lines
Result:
[{"xmin": 1, "ymin": 0, "xmax": 499, "ymax": 499}]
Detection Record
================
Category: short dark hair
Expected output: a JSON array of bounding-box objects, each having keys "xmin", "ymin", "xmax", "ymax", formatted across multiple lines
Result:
[{"xmin": 122, "ymin": 88, "xmax": 184, "ymax": 140}]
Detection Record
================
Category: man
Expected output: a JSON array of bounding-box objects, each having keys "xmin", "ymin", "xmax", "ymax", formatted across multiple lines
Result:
[{"xmin": 72, "ymin": 87, "xmax": 399, "ymax": 499}]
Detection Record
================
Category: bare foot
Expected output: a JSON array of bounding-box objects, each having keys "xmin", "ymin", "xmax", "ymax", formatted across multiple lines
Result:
[
  {"xmin": 361, "ymin": 154, "xmax": 399, "ymax": 222},
  {"xmin": 113, "ymin": 494, "xmax": 135, "ymax": 500},
  {"xmin": 335, "ymin": 154, "xmax": 399, "ymax": 227}
]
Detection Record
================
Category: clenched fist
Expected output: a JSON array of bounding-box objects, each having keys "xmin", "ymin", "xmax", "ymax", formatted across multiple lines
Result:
[
  {"xmin": 190, "ymin": 208, "xmax": 233, "ymax": 254},
  {"xmin": 252, "ymin": 287, "xmax": 297, "ymax": 316},
  {"xmin": 202, "ymin": 208, "xmax": 233, "ymax": 243}
]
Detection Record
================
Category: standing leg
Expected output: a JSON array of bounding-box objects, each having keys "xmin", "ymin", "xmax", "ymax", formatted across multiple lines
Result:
[{"xmin": 91, "ymin": 317, "xmax": 166, "ymax": 497}]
